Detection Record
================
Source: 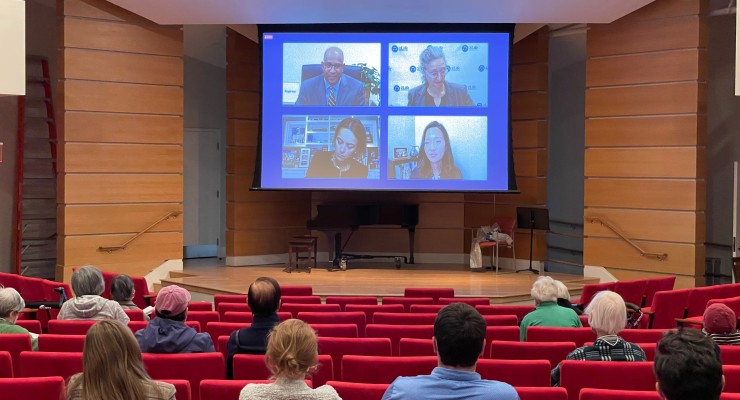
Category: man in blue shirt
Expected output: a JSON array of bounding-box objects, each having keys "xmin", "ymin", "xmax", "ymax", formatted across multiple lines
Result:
[{"xmin": 382, "ymin": 303, "xmax": 519, "ymax": 400}]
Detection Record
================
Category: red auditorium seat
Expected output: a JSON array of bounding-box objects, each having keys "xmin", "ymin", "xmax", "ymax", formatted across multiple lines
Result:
[
  {"xmin": 232, "ymin": 354, "xmax": 333, "ymax": 387},
  {"xmin": 373, "ymin": 312, "xmax": 436, "ymax": 325},
  {"xmin": 526, "ymin": 327, "xmax": 597, "ymax": 347},
  {"xmin": 484, "ymin": 315, "xmax": 519, "ymax": 326},
  {"xmin": 124, "ymin": 309, "xmax": 146, "ymax": 321},
  {"xmin": 404, "ymin": 288, "xmax": 454, "ymax": 303},
  {"xmin": 186, "ymin": 311, "xmax": 220, "ymax": 328},
  {"xmin": 642, "ymin": 277, "xmax": 676, "ymax": 307},
  {"xmin": 222, "ymin": 311, "xmax": 292, "ymax": 323},
  {"xmin": 0, "ymin": 376, "xmax": 66, "ymax": 400},
  {"xmin": 560, "ymin": 360, "xmax": 656, "ymax": 400},
  {"xmin": 142, "ymin": 352, "xmax": 225, "ymax": 400},
  {"xmin": 576, "ymin": 282, "xmax": 616, "ymax": 309},
  {"xmin": 37, "ymin": 334, "xmax": 85, "ymax": 352},
  {"xmin": 684, "ymin": 285, "xmax": 725, "ymax": 320},
  {"xmin": 159, "ymin": 379, "xmax": 192, "ymax": 400},
  {"xmin": 408, "ymin": 304, "xmax": 446, "ymax": 313},
  {"xmin": 437, "ymin": 297, "xmax": 490, "ymax": 306},
  {"xmin": 619, "ymin": 329, "xmax": 668, "ymax": 344},
  {"xmin": 310, "ymin": 323, "xmax": 358, "ymax": 338},
  {"xmin": 213, "ymin": 295, "xmax": 247, "ymax": 310},
  {"xmin": 325, "ymin": 296, "xmax": 378, "ymax": 310},
  {"xmin": 217, "ymin": 303, "xmax": 251, "ymax": 318},
  {"xmin": 722, "ymin": 345, "xmax": 740, "ymax": 365},
  {"xmin": 326, "ymin": 380, "xmax": 388, "ymax": 400},
  {"xmin": 382, "ymin": 296, "xmax": 434, "ymax": 311},
  {"xmin": 365, "ymin": 324, "xmax": 434, "ymax": 356},
  {"xmin": 578, "ymin": 388, "xmax": 659, "ymax": 400},
  {"xmin": 490, "ymin": 341, "xmax": 577, "ymax": 368},
  {"xmin": 485, "ymin": 326, "xmax": 521, "ymax": 349},
  {"xmin": 345, "ymin": 304, "xmax": 404, "ymax": 321},
  {"xmin": 613, "ymin": 279, "xmax": 649, "ymax": 306},
  {"xmin": 19, "ymin": 351, "xmax": 83, "ymax": 380},
  {"xmin": 298, "ymin": 311, "xmax": 366, "ymax": 337},
  {"xmin": 14, "ymin": 320, "xmax": 41, "ymax": 334},
  {"xmin": 47, "ymin": 320, "xmax": 96, "ymax": 335},
  {"xmin": 188, "ymin": 301, "xmax": 213, "ymax": 311},
  {"xmin": 476, "ymin": 305, "xmax": 535, "ymax": 323},
  {"xmin": 280, "ymin": 303, "xmax": 341, "ymax": 318},
  {"xmin": 0, "ymin": 351, "xmax": 12, "ymax": 378},
  {"xmin": 0, "ymin": 334, "xmax": 32, "ymax": 374},
  {"xmin": 199, "ymin": 379, "xmax": 313, "ymax": 400},
  {"xmin": 317, "ymin": 337, "xmax": 392, "ymax": 380},
  {"xmin": 340, "ymin": 355, "xmax": 437, "ymax": 384},
  {"xmin": 579, "ymin": 315, "xmax": 590, "ymax": 327},
  {"xmin": 398, "ymin": 338, "xmax": 434, "ymax": 356},
  {"xmin": 723, "ymin": 365, "xmax": 740, "ymax": 393},
  {"xmin": 217, "ymin": 336, "xmax": 229, "ymax": 357},
  {"xmin": 280, "ymin": 295, "xmax": 321, "ymax": 304},
  {"xmin": 642, "ymin": 289, "xmax": 690, "ymax": 329},
  {"xmin": 516, "ymin": 386, "xmax": 568, "ymax": 400},
  {"xmin": 205, "ymin": 322, "xmax": 245, "ymax": 345},
  {"xmin": 477, "ymin": 359, "xmax": 551, "ymax": 387},
  {"xmin": 281, "ymin": 286, "xmax": 313, "ymax": 296}
]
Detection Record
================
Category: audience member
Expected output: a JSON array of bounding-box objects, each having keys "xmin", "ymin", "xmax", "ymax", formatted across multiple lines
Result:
[
  {"xmin": 0, "ymin": 287, "xmax": 38, "ymax": 350},
  {"xmin": 554, "ymin": 279, "xmax": 582, "ymax": 315},
  {"xmin": 226, "ymin": 277, "xmax": 282, "ymax": 379},
  {"xmin": 110, "ymin": 274, "xmax": 149, "ymax": 321},
  {"xmin": 135, "ymin": 285, "xmax": 214, "ymax": 353},
  {"xmin": 703, "ymin": 303, "xmax": 740, "ymax": 345},
  {"xmin": 67, "ymin": 320, "xmax": 175, "ymax": 400},
  {"xmin": 58, "ymin": 265, "xmax": 129, "ymax": 325},
  {"xmin": 519, "ymin": 276, "xmax": 582, "ymax": 341},
  {"xmin": 550, "ymin": 290, "xmax": 646, "ymax": 385},
  {"xmin": 239, "ymin": 319, "xmax": 340, "ymax": 399},
  {"xmin": 654, "ymin": 328, "xmax": 724, "ymax": 400},
  {"xmin": 382, "ymin": 303, "xmax": 518, "ymax": 400}
]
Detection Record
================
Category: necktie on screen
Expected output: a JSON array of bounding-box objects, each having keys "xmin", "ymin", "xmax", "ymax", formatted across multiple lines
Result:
[{"xmin": 328, "ymin": 86, "xmax": 336, "ymax": 106}]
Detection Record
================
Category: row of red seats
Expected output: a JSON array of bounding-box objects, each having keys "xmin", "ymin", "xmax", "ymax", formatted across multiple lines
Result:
[{"xmin": 576, "ymin": 277, "xmax": 675, "ymax": 309}]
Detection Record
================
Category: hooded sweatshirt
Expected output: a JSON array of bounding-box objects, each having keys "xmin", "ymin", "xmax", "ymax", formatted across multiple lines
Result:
[
  {"xmin": 135, "ymin": 317, "xmax": 215, "ymax": 353},
  {"xmin": 57, "ymin": 295, "xmax": 130, "ymax": 325}
]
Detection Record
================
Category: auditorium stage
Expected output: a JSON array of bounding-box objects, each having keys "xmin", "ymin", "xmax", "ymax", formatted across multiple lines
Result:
[{"xmin": 163, "ymin": 260, "xmax": 598, "ymax": 304}]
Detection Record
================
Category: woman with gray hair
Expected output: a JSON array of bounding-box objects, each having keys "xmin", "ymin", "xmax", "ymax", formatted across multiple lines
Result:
[
  {"xmin": 519, "ymin": 276, "xmax": 582, "ymax": 341},
  {"xmin": 407, "ymin": 45, "xmax": 474, "ymax": 107},
  {"xmin": 0, "ymin": 287, "xmax": 38, "ymax": 350},
  {"xmin": 58, "ymin": 265, "xmax": 129, "ymax": 324},
  {"xmin": 550, "ymin": 290, "xmax": 646, "ymax": 385}
]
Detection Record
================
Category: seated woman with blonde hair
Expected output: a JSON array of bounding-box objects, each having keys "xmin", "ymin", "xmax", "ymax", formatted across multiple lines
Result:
[
  {"xmin": 239, "ymin": 319, "xmax": 341, "ymax": 400},
  {"xmin": 67, "ymin": 320, "xmax": 175, "ymax": 400}
]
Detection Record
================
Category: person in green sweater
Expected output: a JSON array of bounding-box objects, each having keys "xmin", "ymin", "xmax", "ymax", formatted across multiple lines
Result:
[
  {"xmin": 0, "ymin": 287, "xmax": 38, "ymax": 350},
  {"xmin": 519, "ymin": 276, "xmax": 582, "ymax": 341}
]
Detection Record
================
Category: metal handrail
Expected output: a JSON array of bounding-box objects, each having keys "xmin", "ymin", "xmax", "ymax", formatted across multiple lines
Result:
[
  {"xmin": 98, "ymin": 211, "xmax": 182, "ymax": 253},
  {"xmin": 586, "ymin": 216, "xmax": 668, "ymax": 261}
]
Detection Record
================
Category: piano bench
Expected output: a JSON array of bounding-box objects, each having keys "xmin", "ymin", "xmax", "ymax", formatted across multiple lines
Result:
[{"xmin": 287, "ymin": 236, "xmax": 318, "ymax": 273}]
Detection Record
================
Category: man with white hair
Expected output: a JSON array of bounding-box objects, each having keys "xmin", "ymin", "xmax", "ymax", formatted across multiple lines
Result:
[
  {"xmin": 519, "ymin": 276, "xmax": 582, "ymax": 341},
  {"xmin": 550, "ymin": 290, "xmax": 646, "ymax": 385}
]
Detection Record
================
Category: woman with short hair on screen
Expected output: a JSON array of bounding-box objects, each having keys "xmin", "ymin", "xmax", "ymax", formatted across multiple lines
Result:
[
  {"xmin": 239, "ymin": 319, "xmax": 340, "ymax": 400},
  {"xmin": 305, "ymin": 117, "xmax": 368, "ymax": 179},
  {"xmin": 67, "ymin": 320, "xmax": 176, "ymax": 400},
  {"xmin": 407, "ymin": 45, "xmax": 474, "ymax": 107},
  {"xmin": 411, "ymin": 121, "xmax": 462, "ymax": 180}
]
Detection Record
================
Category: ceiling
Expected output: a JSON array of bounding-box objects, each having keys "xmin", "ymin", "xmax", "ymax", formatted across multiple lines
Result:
[{"xmin": 107, "ymin": 0, "xmax": 656, "ymax": 25}]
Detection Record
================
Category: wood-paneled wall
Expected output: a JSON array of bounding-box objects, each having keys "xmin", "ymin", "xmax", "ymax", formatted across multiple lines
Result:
[
  {"xmin": 464, "ymin": 27, "xmax": 550, "ymax": 264},
  {"xmin": 58, "ymin": 0, "xmax": 184, "ymax": 281},
  {"xmin": 584, "ymin": 0, "xmax": 708, "ymax": 288},
  {"xmin": 225, "ymin": 29, "xmax": 311, "ymax": 261}
]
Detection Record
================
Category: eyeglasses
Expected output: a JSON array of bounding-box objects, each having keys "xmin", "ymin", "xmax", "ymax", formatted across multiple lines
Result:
[
  {"xmin": 322, "ymin": 62, "xmax": 344, "ymax": 71},
  {"xmin": 426, "ymin": 68, "xmax": 447, "ymax": 79}
]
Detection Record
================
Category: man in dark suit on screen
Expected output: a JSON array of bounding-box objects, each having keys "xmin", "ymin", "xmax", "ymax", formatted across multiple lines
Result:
[{"xmin": 295, "ymin": 46, "xmax": 367, "ymax": 106}]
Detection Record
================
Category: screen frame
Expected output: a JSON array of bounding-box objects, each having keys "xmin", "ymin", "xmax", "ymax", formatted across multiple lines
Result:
[{"xmin": 252, "ymin": 23, "xmax": 518, "ymax": 193}]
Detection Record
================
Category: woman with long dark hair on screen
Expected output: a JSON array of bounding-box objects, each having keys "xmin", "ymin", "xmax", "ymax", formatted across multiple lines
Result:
[
  {"xmin": 305, "ymin": 117, "xmax": 369, "ymax": 178},
  {"xmin": 407, "ymin": 45, "xmax": 474, "ymax": 107},
  {"xmin": 411, "ymin": 121, "xmax": 462, "ymax": 180}
]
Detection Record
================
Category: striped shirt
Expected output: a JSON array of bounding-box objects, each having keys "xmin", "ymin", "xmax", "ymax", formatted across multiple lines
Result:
[
  {"xmin": 708, "ymin": 331, "xmax": 740, "ymax": 346},
  {"xmin": 551, "ymin": 335, "xmax": 646, "ymax": 385}
]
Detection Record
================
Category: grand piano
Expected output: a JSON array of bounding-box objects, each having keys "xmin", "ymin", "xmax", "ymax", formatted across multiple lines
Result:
[{"xmin": 307, "ymin": 204, "xmax": 419, "ymax": 269}]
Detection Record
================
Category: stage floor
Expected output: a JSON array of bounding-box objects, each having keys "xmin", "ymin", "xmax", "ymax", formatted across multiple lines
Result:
[{"xmin": 165, "ymin": 259, "xmax": 597, "ymax": 304}]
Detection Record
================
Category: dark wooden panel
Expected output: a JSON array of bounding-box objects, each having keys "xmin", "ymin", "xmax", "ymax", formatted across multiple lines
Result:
[
  {"xmin": 226, "ymin": 91, "xmax": 260, "ymax": 120},
  {"xmin": 227, "ymin": 176, "xmax": 311, "ymax": 203},
  {"xmin": 227, "ymin": 202, "xmax": 311, "ymax": 230},
  {"xmin": 588, "ymin": 15, "xmax": 705, "ymax": 57},
  {"xmin": 586, "ymin": 49, "xmax": 702, "ymax": 87},
  {"xmin": 512, "ymin": 63, "xmax": 547, "ymax": 92},
  {"xmin": 513, "ymin": 149, "xmax": 547, "ymax": 178},
  {"xmin": 62, "ymin": 204, "xmax": 183, "ymax": 235},
  {"xmin": 62, "ymin": 48, "xmax": 183, "ymax": 86},
  {"xmin": 62, "ymin": 17, "xmax": 183, "ymax": 57},
  {"xmin": 226, "ymin": 146, "xmax": 257, "ymax": 175},
  {"xmin": 227, "ymin": 119, "xmax": 258, "ymax": 147},
  {"xmin": 227, "ymin": 227, "xmax": 308, "ymax": 256},
  {"xmin": 586, "ymin": 115, "xmax": 704, "ymax": 147},
  {"xmin": 512, "ymin": 28, "xmax": 548, "ymax": 65},
  {"xmin": 227, "ymin": 62, "xmax": 260, "ymax": 92},
  {"xmin": 63, "ymin": 0, "xmax": 157, "ymax": 24},
  {"xmin": 511, "ymin": 91, "xmax": 547, "ymax": 121},
  {"xmin": 512, "ymin": 120, "xmax": 547, "ymax": 149},
  {"xmin": 495, "ymin": 177, "xmax": 547, "ymax": 205},
  {"xmin": 226, "ymin": 28, "xmax": 260, "ymax": 65},
  {"xmin": 616, "ymin": 0, "xmax": 706, "ymax": 23},
  {"xmin": 584, "ymin": 178, "xmax": 705, "ymax": 211},
  {"xmin": 63, "ymin": 80, "xmax": 183, "ymax": 115},
  {"xmin": 586, "ymin": 82, "xmax": 705, "ymax": 117},
  {"xmin": 63, "ymin": 112, "xmax": 183, "ymax": 144}
]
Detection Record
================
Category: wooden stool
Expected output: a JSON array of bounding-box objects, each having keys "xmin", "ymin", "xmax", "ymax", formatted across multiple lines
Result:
[{"xmin": 286, "ymin": 236, "xmax": 318, "ymax": 273}]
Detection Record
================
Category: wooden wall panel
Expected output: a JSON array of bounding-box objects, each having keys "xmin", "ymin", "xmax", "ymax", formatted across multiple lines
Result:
[
  {"xmin": 226, "ymin": 92, "xmax": 260, "ymax": 119},
  {"xmin": 63, "ymin": 232, "xmax": 183, "ymax": 265},
  {"xmin": 512, "ymin": 121, "xmax": 547, "ymax": 149},
  {"xmin": 62, "ymin": 18, "xmax": 183, "ymax": 56},
  {"xmin": 514, "ymin": 149, "xmax": 547, "ymax": 177},
  {"xmin": 63, "ymin": 143, "xmax": 182, "ymax": 173},
  {"xmin": 63, "ymin": 112, "xmax": 182, "ymax": 144},
  {"xmin": 227, "ymin": 227, "xmax": 308, "ymax": 257},
  {"xmin": 227, "ymin": 202, "xmax": 311, "ymax": 230},
  {"xmin": 511, "ymin": 63, "xmax": 547, "ymax": 92},
  {"xmin": 586, "ymin": 115, "xmax": 704, "ymax": 147},
  {"xmin": 62, "ymin": 204, "xmax": 183, "ymax": 235},
  {"xmin": 584, "ymin": 208, "xmax": 704, "ymax": 244},
  {"xmin": 511, "ymin": 92, "xmax": 548, "ymax": 121},
  {"xmin": 62, "ymin": 48, "xmax": 183, "ymax": 85},
  {"xmin": 584, "ymin": 0, "xmax": 707, "ymax": 286},
  {"xmin": 585, "ymin": 148, "xmax": 702, "ymax": 178},
  {"xmin": 585, "ymin": 179, "xmax": 704, "ymax": 211},
  {"xmin": 61, "ymin": 174, "xmax": 183, "ymax": 204},
  {"xmin": 226, "ymin": 146, "xmax": 256, "ymax": 175},
  {"xmin": 227, "ymin": 119, "xmax": 258, "ymax": 147},
  {"xmin": 63, "ymin": 81, "xmax": 183, "ymax": 115}
]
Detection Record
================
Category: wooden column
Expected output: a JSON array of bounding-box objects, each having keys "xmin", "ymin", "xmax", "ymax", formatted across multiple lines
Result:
[
  {"xmin": 584, "ymin": 0, "xmax": 708, "ymax": 288},
  {"xmin": 225, "ymin": 29, "xmax": 311, "ymax": 264},
  {"xmin": 58, "ymin": 0, "xmax": 184, "ymax": 281}
]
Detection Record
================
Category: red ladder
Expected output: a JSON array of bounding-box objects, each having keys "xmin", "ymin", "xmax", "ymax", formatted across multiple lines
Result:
[{"xmin": 14, "ymin": 56, "xmax": 58, "ymax": 277}]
